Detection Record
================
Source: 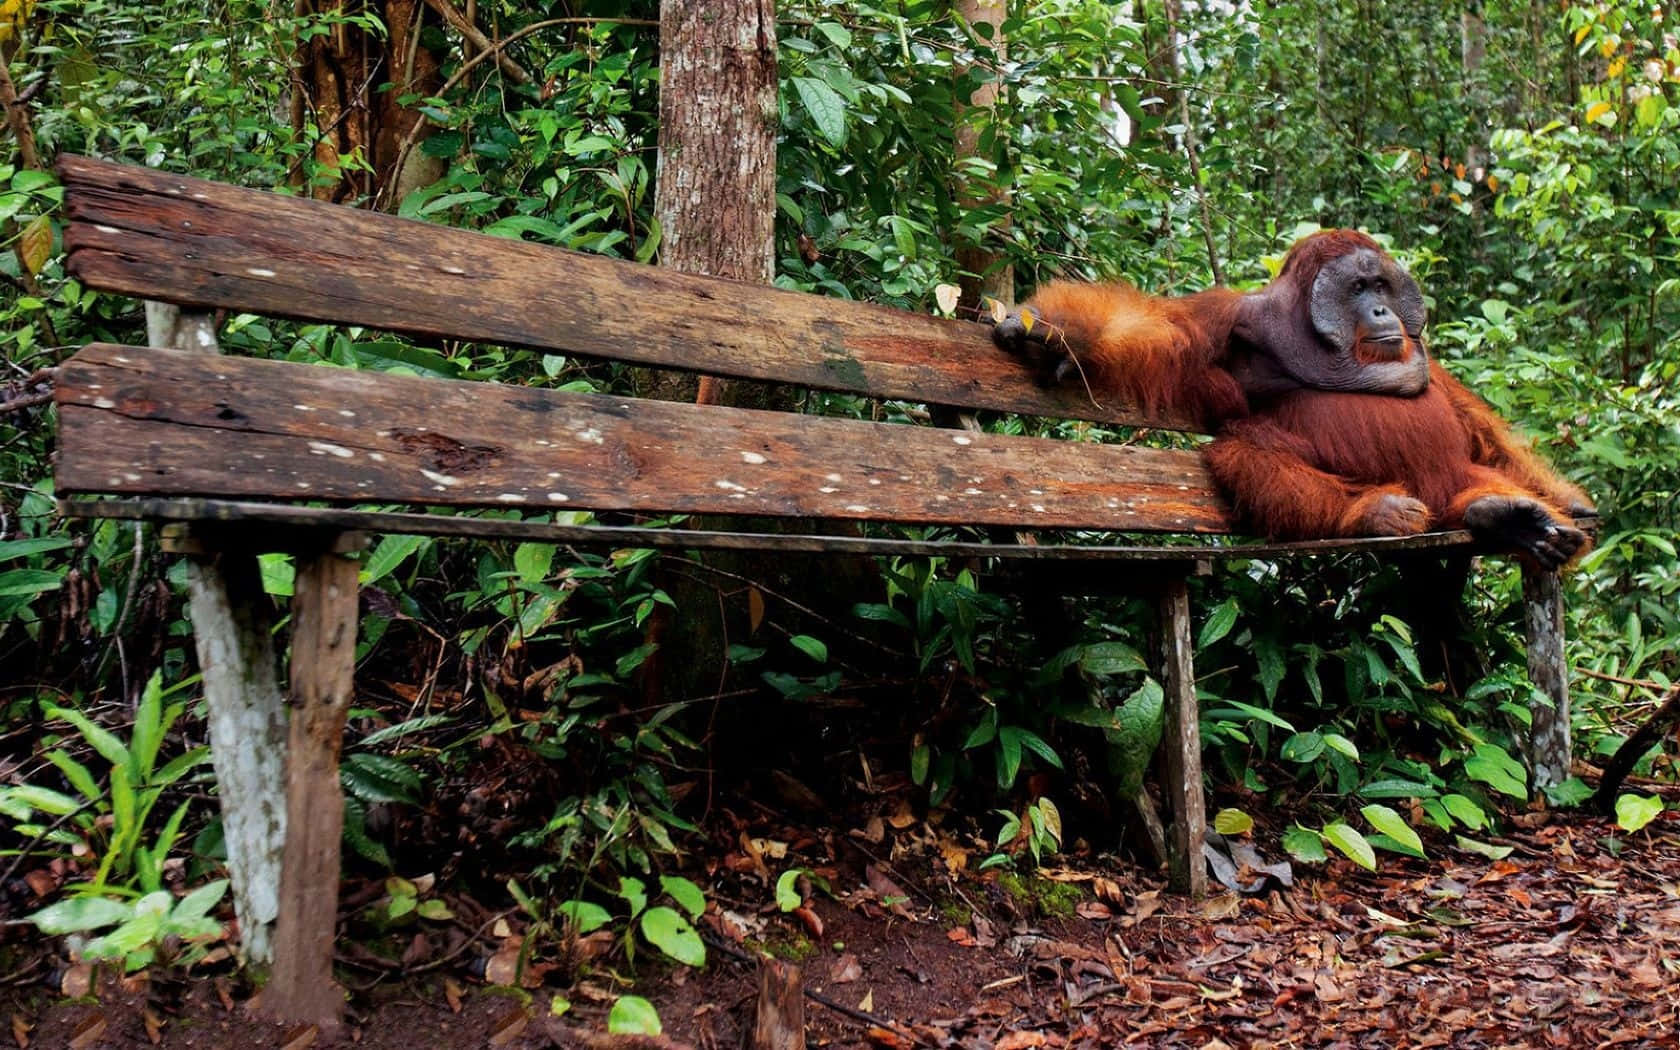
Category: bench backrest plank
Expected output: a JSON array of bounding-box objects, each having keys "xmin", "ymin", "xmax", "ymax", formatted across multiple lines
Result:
[
  {"xmin": 58, "ymin": 155, "xmax": 1199, "ymax": 432},
  {"xmin": 55, "ymin": 343, "xmax": 1232, "ymax": 533}
]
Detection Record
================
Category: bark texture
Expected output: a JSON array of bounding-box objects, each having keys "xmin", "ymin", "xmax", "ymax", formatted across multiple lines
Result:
[
  {"xmin": 146, "ymin": 303, "xmax": 287, "ymax": 969},
  {"xmin": 648, "ymin": 0, "xmax": 779, "ymax": 408},
  {"xmin": 292, "ymin": 0, "xmax": 444, "ymax": 203}
]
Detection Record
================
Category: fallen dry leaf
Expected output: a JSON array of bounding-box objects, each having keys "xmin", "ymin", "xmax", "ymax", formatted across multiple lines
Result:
[
  {"xmin": 830, "ymin": 953, "xmax": 862, "ymax": 983},
  {"xmin": 68, "ymin": 1014, "xmax": 106, "ymax": 1050},
  {"xmin": 278, "ymin": 1023, "xmax": 317, "ymax": 1050}
]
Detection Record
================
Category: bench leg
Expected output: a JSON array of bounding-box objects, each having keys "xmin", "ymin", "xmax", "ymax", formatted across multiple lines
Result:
[
  {"xmin": 265, "ymin": 549, "xmax": 360, "ymax": 1027},
  {"xmin": 1522, "ymin": 565, "xmax": 1570, "ymax": 791},
  {"xmin": 1156, "ymin": 575, "xmax": 1207, "ymax": 896},
  {"xmin": 183, "ymin": 553, "xmax": 287, "ymax": 969}
]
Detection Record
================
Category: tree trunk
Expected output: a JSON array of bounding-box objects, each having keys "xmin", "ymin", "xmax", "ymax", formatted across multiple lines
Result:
[
  {"xmin": 292, "ymin": 0, "xmax": 445, "ymax": 204},
  {"xmin": 647, "ymin": 0, "xmax": 779, "ymax": 409},
  {"xmin": 953, "ymin": 0, "xmax": 1012, "ymax": 314}
]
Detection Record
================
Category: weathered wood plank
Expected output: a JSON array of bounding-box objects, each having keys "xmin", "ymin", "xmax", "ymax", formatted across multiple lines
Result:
[
  {"xmin": 60, "ymin": 497, "xmax": 1497, "ymax": 561},
  {"xmin": 1156, "ymin": 575, "xmax": 1207, "ymax": 897},
  {"xmin": 265, "ymin": 548, "xmax": 359, "ymax": 1028},
  {"xmin": 55, "ymin": 344, "xmax": 1233, "ymax": 533},
  {"xmin": 57, "ymin": 154, "xmax": 1198, "ymax": 431}
]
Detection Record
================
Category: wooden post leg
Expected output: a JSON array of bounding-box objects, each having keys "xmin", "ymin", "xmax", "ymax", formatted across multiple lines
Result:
[
  {"xmin": 1156, "ymin": 574, "xmax": 1207, "ymax": 897},
  {"xmin": 265, "ymin": 549, "xmax": 359, "ymax": 1028},
  {"xmin": 151, "ymin": 306, "xmax": 290, "ymax": 969},
  {"xmin": 751, "ymin": 958, "xmax": 805, "ymax": 1050},
  {"xmin": 1522, "ymin": 565, "xmax": 1570, "ymax": 792},
  {"xmin": 182, "ymin": 552, "xmax": 287, "ymax": 969}
]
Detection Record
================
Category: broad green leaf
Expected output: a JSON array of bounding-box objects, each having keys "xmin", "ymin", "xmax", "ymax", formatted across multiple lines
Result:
[
  {"xmin": 775, "ymin": 868, "xmax": 804, "ymax": 912},
  {"xmin": 617, "ymin": 876, "xmax": 648, "ymax": 917},
  {"xmin": 1212, "ymin": 808, "xmax": 1253, "ymax": 836},
  {"xmin": 608, "ymin": 995, "xmax": 663, "ymax": 1036},
  {"xmin": 789, "ymin": 635, "xmax": 828, "ymax": 663},
  {"xmin": 0, "ymin": 568, "xmax": 63, "ymax": 597},
  {"xmin": 513, "ymin": 543, "xmax": 554, "ymax": 584},
  {"xmin": 1197, "ymin": 599, "xmax": 1239, "ymax": 647},
  {"xmin": 1615, "ymin": 793, "xmax": 1664, "ymax": 833},
  {"xmin": 792, "ymin": 76, "xmax": 847, "ymax": 148},
  {"xmin": 30, "ymin": 895, "xmax": 133, "ymax": 934},
  {"xmin": 1281, "ymin": 825, "xmax": 1327, "ymax": 863},
  {"xmin": 635, "ymin": 907, "xmax": 702, "ymax": 960},
  {"xmin": 1360, "ymin": 804, "xmax": 1425, "ymax": 858},
  {"xmin": 1322, "ymin": 821, "xmax": 1376, "ymax": 870},
  {"xmin": 1280, "ymin": 731, "xmax": 1325, "ymax": 764},
  {"xmin": 173, "ymin": 879, "xmax": 229, "ymax": 922},
  {"xmin": 0, "ymin": 537, "xmax": 72, "ymax": 561},
  {"xmin": 1323, "ymin": 733, "xmax": 1360, "ymax": 762},
  {"xmin": 1454, "ymin": 836, "xmax": 1513, "ymax": 860},
  {"xmin": 660, "ymin": 875, "xmax": 706, "ymax": 919},
  {"xmin": 1441, "ymin": 794, "xmax": 1488, "ymax": 830},
  {"xmin": 362, "ymin": 534, "xmax": 428, "ymax": 585},
  {"xmin": 1078, "ymin": 641, "xmax": 1146, "ymax": 676},
  {"xmin": 557, "ymin": 900, "xmax": 611, "ymax": 934},
  {"xmin": 1465, "ymin": 744, "xmax": 1528, "ymax": 799}
]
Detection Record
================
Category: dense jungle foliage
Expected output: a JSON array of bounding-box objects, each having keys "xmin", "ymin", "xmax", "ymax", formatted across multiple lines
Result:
[{"xmin": 1, "ymin": 0, "xmax": 1677, "ymax": 959}]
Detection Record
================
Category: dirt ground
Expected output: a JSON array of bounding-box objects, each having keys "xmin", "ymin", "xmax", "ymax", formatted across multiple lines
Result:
[{"xmin": 7, "ymin": 808, "xmax": 1680, "ymax": 1050}]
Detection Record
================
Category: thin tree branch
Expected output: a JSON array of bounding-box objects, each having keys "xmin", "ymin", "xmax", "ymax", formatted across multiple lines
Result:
[{"xmin": 422, "ymin": 0, "xmax": 530, "ymax": 85}]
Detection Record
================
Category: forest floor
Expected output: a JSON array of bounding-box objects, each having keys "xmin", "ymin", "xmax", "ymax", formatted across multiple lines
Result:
[{"xmin": 6, "ymin": 801, "xmax": 1680, "ymax": 1049}]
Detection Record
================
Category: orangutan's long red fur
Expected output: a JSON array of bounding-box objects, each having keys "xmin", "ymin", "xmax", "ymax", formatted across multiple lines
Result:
[{"xmin": 1013, "ymin": 231, "xmax": 1591, "ymax": 546}]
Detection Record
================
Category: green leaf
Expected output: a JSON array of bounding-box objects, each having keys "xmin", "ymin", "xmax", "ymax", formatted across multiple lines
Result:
[
  {"xmin": 1358, "ymin": 778, "xmax": 1434, "ymax": 799},
  {"xmin": 775, "ymin": 868, "xmax": 804, "ymax": 913},
  {"xmin": 0, "ymin": 537, "xmax": 73, "ymax": 561},
  {"xmin": 0, "ymin": 567, "xmax": 61, "ymax": 597},
  {"xmin": 640, "ymin": 911, "xmax": 702, "ymax": 968},
  {"xmin": 1197, "ymin": 599, "xmax": 1239, "ymax": 647},
  {"xmin": 1281, "ymin": 825, "xmax": 1327, "ymax": 863},
  {"xmin": 362, "ymin": 534, "xmax": 428, "ymax": 585},
  {"xmin": 557, "ymin": 900, "xmax": 612, "ymax": 934},
  {"xmin": 513, "ymin": 543, "xmax": 555, "ymax": 584},
  {"xmin": 1615, "ymin": 793, "xmax": 1664, "ymax": 833},
  {"xmin": 1465, "ymin": 743, "xmax": 1528, "ymax": 800},
  {"xmin": 1212, "ymin": 808, "xmax": 1253, "ymax": 836},
  {"xmin": 44, "ymin": 749, "xmax": 101, "ymax": 804},
  {"xmin": 173, "ymin": 879, "xmax": 229, "ymax": 922},
  {"xmin": 1441, "ymin": 794, "xmax": 1488, "ymax": 830},
  {"xmin": 417, "ymin": 899, "xmax": 454, "ymax": 920},
  {"xmin": 45, "ymin": 705, "xmax": 131, "ymax": 771},
  {"xmin": 1280, "ymin": 731, "xmax": 1325, "ymax": 764},
  {"xmin": 617, "ymin": 876, "xmax": 648, "ymax": 917},
  {"xmin": 30, "ymin": 895, "xmax": 133, "ymax": 934},
  {"xmin": 1360, "ymin": 804, "xmax": 1425, "ymax": 858},
  {"xmin": 660, "ymin": 875, "xmax": 706, "ymax": 919},
  {"xmin": 1321, "ymin": 821, "xmax": 1376, "ymax": 870},
  {"xmin": 789, "ymin": 635, "xmax": 828, "ymax": 663},
  {"xmin": 1078, "ymin": 641, "xmax": 1146, "ymax": 676},
  {"xmin": 1453, "ymin": 835, "xmax": 1513, "ymax": 860},
  {"xmin": 1322, "ymin": 733, "xmax": 1360, "ymax": 762},
  {"xmin": 608, "ymin": 995, "xmax": 663, "ymax": 1036},
  {"xmin": 792, "ymin": 76, "xmax": 847, "ymax": 148}
]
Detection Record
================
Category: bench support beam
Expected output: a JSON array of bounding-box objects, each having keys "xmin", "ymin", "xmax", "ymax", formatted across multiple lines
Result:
[
  {"xmin": 1155, "ymin": 575, "xmax": 1207, "ymax": 896},
  {"xmin": 1522, "ymin": 566, "xmax": 1570, "ymax": 790},
  {"xmin": 266, "ymin": 548, "xmax": 360, "ymax": 1028}
]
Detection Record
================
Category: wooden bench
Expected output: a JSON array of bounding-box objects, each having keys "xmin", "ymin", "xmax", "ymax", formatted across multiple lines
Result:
[{"xmin": 52, "ymin": 155, "xmax": 1578, "ymax": 1022}]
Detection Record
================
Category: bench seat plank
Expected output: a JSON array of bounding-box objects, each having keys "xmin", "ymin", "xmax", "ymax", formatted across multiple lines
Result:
[
  {"xmin": 58, "ymin": 496, "xmax": 1488, "ymax": 561},
  {"xmin": 58, "ymin": 155, "xmax": 1197, "ymax": 431},
  {"xmin": 56, "ymin": 344, "xmax": 1230, "ymax": 531}
]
